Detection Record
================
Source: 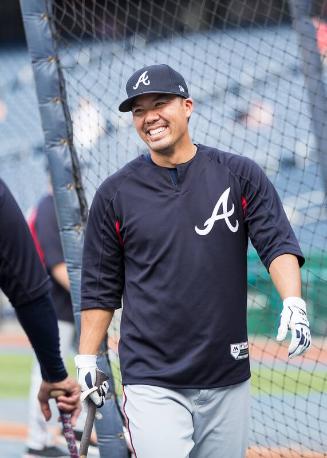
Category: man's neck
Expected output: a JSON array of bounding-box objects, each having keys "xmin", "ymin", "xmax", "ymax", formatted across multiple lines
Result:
[{"xmin": 149, "ymin": 142, "xmax": 197, "ymax": 168}]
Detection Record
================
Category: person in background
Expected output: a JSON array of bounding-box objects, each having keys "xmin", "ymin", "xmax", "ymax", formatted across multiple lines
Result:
[
  {"xmin": 0, "ymin": 178, "xmax": 80, "ymax": 458},
  {"xmin": 26, "ymin": 185, "xmax": 76, "ymax": 457}
]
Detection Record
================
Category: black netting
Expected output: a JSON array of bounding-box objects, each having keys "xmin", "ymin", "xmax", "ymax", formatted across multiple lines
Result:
[{"xmin": 46, "ymin": 1, "xmax": 327, "ymax": 455}]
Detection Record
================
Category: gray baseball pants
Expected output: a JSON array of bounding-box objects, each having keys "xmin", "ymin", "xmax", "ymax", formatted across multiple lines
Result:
[{"xmin": 123, "ymin": 379, "xmax": 250, "ymax": 458}]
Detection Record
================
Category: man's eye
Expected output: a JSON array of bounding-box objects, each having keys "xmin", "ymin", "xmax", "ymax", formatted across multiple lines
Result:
[
  {"xmin": 155, "ymin": 101, "xmax": 166, "ymax": 107},
  {"xmin": 133, "ymin": 109, "xmax": 143, "ymax": 115}
]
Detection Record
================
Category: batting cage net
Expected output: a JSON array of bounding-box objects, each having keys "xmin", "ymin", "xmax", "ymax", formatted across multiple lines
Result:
[
  {"xmin": 40, "ymin": 0, "xmax": 326, "ymax": 455},
  {"xmin": 0, "ymin": 51, "xmax": 48, "ymax": 322}
]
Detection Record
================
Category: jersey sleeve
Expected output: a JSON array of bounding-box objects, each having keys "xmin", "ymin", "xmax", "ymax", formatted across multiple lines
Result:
[
  {"xmin": 232, "ymin": 157, "xmax": 304, "ymax": 270},
  {"xmin": 0, "ymin": 179, "xmax": 50, "ymax": 306},
  {"xmin": 36, "ymin": 196, "xmax": 65, "ymax": 270},
  {"xmin": 15, "ymin": 294, "xmax": 68, "ymax": 382},
  {"xmin": 81, "ymin": 187, "xmax": 124, "ymax": 310}
]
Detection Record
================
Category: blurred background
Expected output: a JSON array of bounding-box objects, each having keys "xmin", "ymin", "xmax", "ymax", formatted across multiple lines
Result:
[{"xmin": 1, "ymin": 0, "xmax": 327, "ymax": 457}]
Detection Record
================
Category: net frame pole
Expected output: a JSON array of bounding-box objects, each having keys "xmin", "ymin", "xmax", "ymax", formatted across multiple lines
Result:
[
  {"xmin": 19, "ymin": 1, "xmax": 129, "ymax": 456},
  {"xmin": 289, "ymin": 0, "xmax": 327, "ymax": 194}
]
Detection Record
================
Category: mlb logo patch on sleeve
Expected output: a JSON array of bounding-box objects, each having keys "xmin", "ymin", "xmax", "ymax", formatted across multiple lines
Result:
[{"xmin": 230, "ymin": 341, "xmax": 249, "ymax": 360}]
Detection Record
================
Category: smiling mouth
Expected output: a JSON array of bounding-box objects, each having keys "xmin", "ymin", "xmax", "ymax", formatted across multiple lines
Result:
[{"xmin": 147, "ymin": 126, "xmax": 167, "ymax": 137}]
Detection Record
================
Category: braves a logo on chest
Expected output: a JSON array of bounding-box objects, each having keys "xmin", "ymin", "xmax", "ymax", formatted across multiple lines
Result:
[
  {"xmin": 133, "ymin": 71, "xmax": 150, "ymax": 90},
  {"xmin": 195, "ymin": 187, "xmax": 239, "ymax": 235}
]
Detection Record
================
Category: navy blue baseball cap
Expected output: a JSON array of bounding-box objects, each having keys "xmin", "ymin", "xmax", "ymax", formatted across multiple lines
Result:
[{"xmin": 119, "ymin": 64, "xmax": 189, "ymax": 112}]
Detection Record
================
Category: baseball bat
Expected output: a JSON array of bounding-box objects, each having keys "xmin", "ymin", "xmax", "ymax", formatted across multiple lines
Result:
[
  {"xmin": 79, "ymin": 369, "xmax": 109, "ymax": 458},
  {"xmin": 50, "ymin": 389, "xmax": 79, "ymax": 458}
]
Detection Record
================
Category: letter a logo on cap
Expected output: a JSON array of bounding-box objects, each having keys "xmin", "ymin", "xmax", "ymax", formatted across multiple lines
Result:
[{"xmin": 133, "ymin": 71, "xmax": 150, "ymax": 90}]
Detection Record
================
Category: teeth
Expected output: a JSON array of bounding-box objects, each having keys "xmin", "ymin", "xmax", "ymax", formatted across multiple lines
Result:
[{"xmin": 149, "ymin": 127, "xmax": 166, "ymax": 136}]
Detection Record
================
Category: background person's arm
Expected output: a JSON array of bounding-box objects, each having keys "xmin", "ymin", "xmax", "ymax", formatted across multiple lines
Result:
[
  {"xmin": 15, "ymin": 294, "xmax": 67, "ymax": 382},
  {"xmin": 51, "ymin": 262, "xmax": 70, "ymax": 291},
  {"xmin": 0, "ymin": 180, "xmax": 80, "ymax": 420},
  {"xmin": 15, "ymin": 294, "xmax": 81, "ymax": 422},
  {"xmin": 36, "ymin": 195, "xmax": 70, "ymax": 291}
]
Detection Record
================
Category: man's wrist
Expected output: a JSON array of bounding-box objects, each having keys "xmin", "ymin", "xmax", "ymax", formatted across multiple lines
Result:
[
  {"xmin": 283, "ymin": 297, "xmax": 306, "ymax": 311},
  {"xmin": 41, "ymin": 365, "xmax": 68, "ymax": 383},
  {"xmin": 74, "ymin": 354, "xmax": 97, "ymax": 368}
]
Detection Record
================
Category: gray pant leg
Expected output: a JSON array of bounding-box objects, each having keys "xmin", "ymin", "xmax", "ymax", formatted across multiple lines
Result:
[
  {"xmin": 124, "ymin": 385, "xmax": 195, "ymax": 458},
  {"xmin": 190, "ymin": 380, "xmax": 250, "ymax": 458},
  {"xmin": 124, "ymin": 380, "xmax": 250, "ymax": 458}
]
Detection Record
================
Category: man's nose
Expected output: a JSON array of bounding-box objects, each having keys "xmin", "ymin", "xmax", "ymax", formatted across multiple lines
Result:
[{"xmin": 144, "ymin": 108, "xmax": 160, "ymax": 124}]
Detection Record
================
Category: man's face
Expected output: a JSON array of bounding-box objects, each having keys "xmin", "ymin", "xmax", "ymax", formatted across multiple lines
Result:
[{"xmin": 131, "ymin": 94, "xmax": 193, "ymax": 154}]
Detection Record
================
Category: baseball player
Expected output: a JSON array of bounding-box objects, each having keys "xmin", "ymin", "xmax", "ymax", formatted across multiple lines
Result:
[
  {"xmin": 0, "ymin": 178, "xmax": 80, "ymax": 453},
  {"xmin": 75, "ymin": 64, "xmax": 311, "ymax": 458}
]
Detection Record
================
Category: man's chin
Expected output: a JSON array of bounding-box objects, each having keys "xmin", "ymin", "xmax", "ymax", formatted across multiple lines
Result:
[{"xmin": 147, "ymin": 140, "xmax": 172, "ymax": 155}]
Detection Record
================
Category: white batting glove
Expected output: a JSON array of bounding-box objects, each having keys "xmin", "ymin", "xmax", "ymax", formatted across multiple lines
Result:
[
  {"xmin": 276, "ymin": 297, "xmax": 311, "ymax": 358},
  {"xmin": 74, "ymin": 354, "xmax": 109, "ymax": 407}
]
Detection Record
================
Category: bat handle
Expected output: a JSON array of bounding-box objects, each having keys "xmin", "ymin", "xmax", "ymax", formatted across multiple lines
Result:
[
  {"xmin": 79, "ymin": 369, "xmax": 109, "ymax": 457},
  {"xmin": 50, "ymin": 389, "xmax": 79, "ymax": 458},
  {"xmin": 79, "ymin": 401, "xmax": 96, "ymax": 456},
  {"xmin": 59, "ymin": 410, "xmax": 79, "ymax": 458}
]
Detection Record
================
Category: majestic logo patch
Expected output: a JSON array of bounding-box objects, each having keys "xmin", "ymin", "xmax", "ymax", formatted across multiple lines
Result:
[
  {"xmin": 230, "ymin": 341, "xmax": 249, "ymax": 360},
  {"xmin": 179, "ymin": 85, "xmax": 185, "ymax": 93},
  {"xmin": 133, "ymin": 71, "xmax": 150, "ymax": 90},
  {"xmin": 195, "ymin": 187, "xmax": 239, "ymax": 235}
]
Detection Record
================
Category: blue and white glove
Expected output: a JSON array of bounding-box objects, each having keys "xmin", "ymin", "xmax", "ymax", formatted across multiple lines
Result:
[
  {"xmin": 74, "ymin": 354, "xmax": 109, "ymax": 407},
  {"xmin": 276, "ymin": 297, "xmax": 311, "ymax": 358}
]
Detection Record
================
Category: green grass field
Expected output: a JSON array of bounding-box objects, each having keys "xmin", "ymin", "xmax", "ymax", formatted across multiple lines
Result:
[
  {"xmin": 251, "ymin": 369, "xmax": 327, "ymax": 396},
  {"xmin": 0, "ymin": 354, "xmax": 76, "ymax": 398},
  {"xmin": 0, "ymin": 353, "xmax": 326, "ymax": 398}
]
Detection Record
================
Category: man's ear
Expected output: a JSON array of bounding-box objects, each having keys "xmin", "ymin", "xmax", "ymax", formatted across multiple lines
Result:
[{"xmin": 184, "ymin": 98, "xmax": 193, "ymax": 119}]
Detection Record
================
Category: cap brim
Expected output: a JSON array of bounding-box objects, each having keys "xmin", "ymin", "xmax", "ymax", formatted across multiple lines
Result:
[
  {"xmin": 118, "ymin": 91, "xmax": 188, "ymax": 112},
  {"xmin": 118, "ymin": 95, "xmax": 140, "ymax": 112}
]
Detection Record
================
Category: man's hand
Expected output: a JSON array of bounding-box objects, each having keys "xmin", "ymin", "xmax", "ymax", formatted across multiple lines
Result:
[
  {"xmin": 38, "ymin": 376, "xmax": 81, "ymax": 425},
  {"xmin": 74, "ymin": 354, "xmax": 109, "ymax": 407},
  {"xmin": 276, "ymin": 297, "xmax": 311, "ymax": 358}
]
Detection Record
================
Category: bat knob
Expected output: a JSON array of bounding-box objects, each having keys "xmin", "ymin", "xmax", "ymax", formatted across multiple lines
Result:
[{"xmin": 50, "ymin": 389, "xmax": 67, "ymax": 398}]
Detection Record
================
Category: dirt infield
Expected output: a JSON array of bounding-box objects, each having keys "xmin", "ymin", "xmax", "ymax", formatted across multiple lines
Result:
[
  {"xmin": 0, "ymin": 333, "xmax": 29, "ymax": 348},
  {"xmin": 0, "ymin": 421, "xmax": 27, "ymax": 439},
  {"xmin": 247, "ymin": 446, "xmax": 326, "ymax": 457},
  {"xmin": 1, "ymin": 423, "xmax": 325, "ymax": 458},
  {"xmin": 0, "ymin": 321, "xmax": 29, "ymax": 348},
  {"xmin": 109, "ymin": 335, "xmax": 327, "ymax": 365},
  {"xmin": 249, "ymin": 337, "xmax": 327, "ymax": 364},
  {"xmin": 1, "ymin": 320, "xmax": 325, "ymax": 362}
]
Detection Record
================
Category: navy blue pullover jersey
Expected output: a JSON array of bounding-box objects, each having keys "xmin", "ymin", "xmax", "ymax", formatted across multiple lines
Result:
[
  {"xmin": 0, "ymin": 179, "xmax": 49, "ymax": 306},
  {"xmin": 81, "ymin": 145, "xmax": 304, "ymax": 388}
]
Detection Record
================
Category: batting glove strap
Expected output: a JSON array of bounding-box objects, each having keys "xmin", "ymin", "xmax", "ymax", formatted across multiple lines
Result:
[
  {"xmin": 74, "ymin": 354, "xmax": 109, "ymax": 407},
  {"xmin": 80, "ymin": 386, "xmax": 99, "ymax": 402},
  {"xmin": 276, "ymin": 297, "xmax": 311, "ymax": 359}
]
